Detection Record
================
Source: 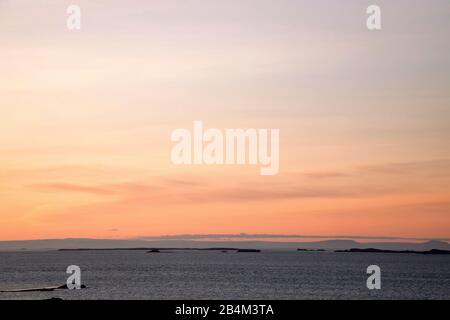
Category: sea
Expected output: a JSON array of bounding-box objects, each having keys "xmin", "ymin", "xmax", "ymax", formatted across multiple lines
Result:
[{"xmin": 0, "ymin": 250, "xmax": 449, "ymax": 300}]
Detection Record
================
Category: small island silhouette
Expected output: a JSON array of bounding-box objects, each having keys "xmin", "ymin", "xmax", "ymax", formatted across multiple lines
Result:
[{"xmin": 0, "ymin": 284, "xmax": 87, "ymax": 293}]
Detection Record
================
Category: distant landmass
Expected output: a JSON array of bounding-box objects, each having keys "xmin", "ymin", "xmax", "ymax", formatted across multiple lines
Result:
[
  {"xmin": 335, "ymin": 248, "xmax": 450, "ymax": 255},
  {"xmin": 0, "ymin": 238, "xmax": 449, "ymax": 252}
]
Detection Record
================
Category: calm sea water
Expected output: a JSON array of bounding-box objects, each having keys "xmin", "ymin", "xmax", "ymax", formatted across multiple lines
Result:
[{"xmin": 0, "ymin": 250, "xmax": 449, "ymax": 300}]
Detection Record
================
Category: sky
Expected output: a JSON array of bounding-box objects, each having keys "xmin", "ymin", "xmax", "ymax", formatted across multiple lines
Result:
[{"xmin": 0, "ymin": 0, "xmax": 449, "ymax": 241}]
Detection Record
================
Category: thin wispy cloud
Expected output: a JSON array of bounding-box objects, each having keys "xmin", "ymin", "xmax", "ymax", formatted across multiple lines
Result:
[{"xmin": 32, "ymin": 183, "xmax": 116, "ymax": 196}]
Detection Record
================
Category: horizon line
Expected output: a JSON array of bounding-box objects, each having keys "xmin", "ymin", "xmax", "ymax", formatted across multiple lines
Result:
[{"xmin": 1, "ymin": 234, "xmax": 450, "ymax": 243}]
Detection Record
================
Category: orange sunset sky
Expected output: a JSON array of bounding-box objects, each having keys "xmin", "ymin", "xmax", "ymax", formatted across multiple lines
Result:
[{"xmin": 1, "ymin": 1, "xmax": 449, "ymax": 241}]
